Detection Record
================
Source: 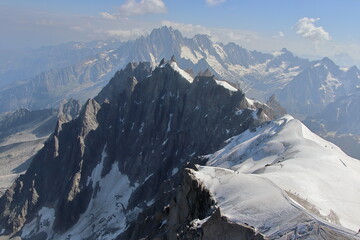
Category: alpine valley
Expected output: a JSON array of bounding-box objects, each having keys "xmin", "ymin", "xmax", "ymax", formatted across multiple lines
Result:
[{"xmin": 0, "ymin": 26, "xmax": 360, "ymax": 240}]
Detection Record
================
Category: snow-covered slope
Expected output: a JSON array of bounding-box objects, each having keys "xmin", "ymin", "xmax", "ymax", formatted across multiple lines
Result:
[{"xmin": 195, "ymin": 115, "xmax": 360, "ymax": 235}]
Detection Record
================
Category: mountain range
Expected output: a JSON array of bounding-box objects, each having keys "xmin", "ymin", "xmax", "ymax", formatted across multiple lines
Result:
[{"xmin": 2, "ymin": 26, "xmax": 359, "ymax": 120}]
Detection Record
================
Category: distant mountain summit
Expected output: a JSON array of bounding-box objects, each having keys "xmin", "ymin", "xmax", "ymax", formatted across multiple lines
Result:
[{"xmin": 277, "ymin": 57, "xmax": 360, "ymax": 118}]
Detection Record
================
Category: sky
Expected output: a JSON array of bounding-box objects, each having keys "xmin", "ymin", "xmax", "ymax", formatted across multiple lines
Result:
[{"xmin": 1, "ymin": 0, "xmax": 360, "ymax": 66}]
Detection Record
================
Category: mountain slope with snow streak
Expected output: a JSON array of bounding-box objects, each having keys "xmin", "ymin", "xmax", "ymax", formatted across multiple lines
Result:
[
  {"xmin": 276, "ymin": 58, "xmax": 360, "ymax": 118},
  {"xmin": 198, "ymin": 115, "xmax": 360, "ymax": 235}
]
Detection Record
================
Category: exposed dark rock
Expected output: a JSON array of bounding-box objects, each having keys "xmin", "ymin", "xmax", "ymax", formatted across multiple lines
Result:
[{"xmin": 0, "ymin": 61, "xmax": 273, "ymax": 239}]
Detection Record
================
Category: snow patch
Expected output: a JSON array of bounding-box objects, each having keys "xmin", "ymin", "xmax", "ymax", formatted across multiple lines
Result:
[
  {"xmin": 21, "ymin": 207, "xmax": 56, "ymax": 239},
  {"xmin": 169, "ymin": 61, "xmax": 194, "ymax": 83},
  {"xmin": 149, "ymin": 52, "xmax": 156, "ymax": 64},
  {"xmin": 139, "ymin": 122, "xmax": 145, "ymax": 134},
  {"xmin": 146, "ymin": 198, "xmax": 155, "ymax": 207},
  {"xmin": 235, "ymin": 109, "xmax": 244, "ymax": 115},
  {"xmin": 59, "ymin": 145, "xmax": 139, "ymax": 239},
  {"xmin": 190, "ymin": 216, "xmax": 211, "ymax": 228},
  {"xmin": 245, "ymin": 97, "xmax": 263, "ymax": 109},
  {"xmin": 167, "ymin": 114, "xmax": 173, "ymax": 133},
  {"xmin": 252, "ymin": 110, "xmax": 258, "ymax": 120},
  {"xmin": 162, "ymin": 138, "xmax": 168, "ymax": 146},
  {"xmin": 213, "ymin": 43, "xmax": 227, "ymax": 60},
  {"xmin": 203, "ymin": 49, "xmax": 228, "ymax": 76},
  {"xmin": 84, "ymin": 59, "xmax": 98, "ymax": 65},
  {"xmin": 215, "ymin": 80, "xmax": 237, "ymax": 92},
  {"xmin": 171, "ymin": 167, "xmax": 179, "ymax": 176},
  {"xmin": 144, "ymin": 173, "xmax": 154, "ymax": 183},
  {"xmin": 288, "ymin": 66, "xmax": 300, "ymax": 71},
  {"xmin": 272, "ymin": 51, "xmax": 285, "ymax": 57},
  {"xmin": 180, "ymin": 46, "xmax": 202, "ymax": 64}
]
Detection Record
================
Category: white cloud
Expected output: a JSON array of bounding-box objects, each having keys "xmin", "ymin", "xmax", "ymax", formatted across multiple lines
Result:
[
  {"xmin": 119, "ymin": 0, "xmax": 166, "ymax": 16},
  {"xmin": 225, "ymin": 30, "xmax": 259, "ymax": 43},
  {"xmin": 70, "ymin": 26, "xmax": 85, "ymax": 32},
  {"xmin": 294, "ymin": 17, "xmax": 330, "ymax": 43},
  {"xmin": 106, "ymin": 28, "xmax": 147, "ymax": 40},
  {"xmin": 206, "ymin": 0, "xmax": 226, "ymax": 6},
  {"xmin": 161, "ymin": 20, "xmax": 261, "ymax": 49},
  {"xmin": 272, "ymin": 31, "xmax": 285, "ymax": 39},
  {"xmin": 100, "ymin": 12, "xmax": 117, "ymax": 20},
  {"xmin": 100, "ymin": 0, "xmax": 166, "ymax": 20}
]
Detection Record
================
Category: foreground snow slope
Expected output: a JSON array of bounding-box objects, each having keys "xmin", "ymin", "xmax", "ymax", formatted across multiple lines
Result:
[{"xmin": 199, "ymin": 115, "xmax": 360, "ymax": 233}]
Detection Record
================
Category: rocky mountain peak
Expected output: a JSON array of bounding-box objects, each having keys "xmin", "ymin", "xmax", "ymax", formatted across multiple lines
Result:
[
  {"xmin": 78, "ymin": 99, "xmax": 101, "ymax": 137},
  {"xmin": 95, "ymin": 62, "xmax": 152, "ymax": 104},
  {"xmin": 57, "ymin": 98, "xmax": 81, "ymax": 122},
  {"xmin": 279, "ymin": 47, "xmax": 294, "ymax": 58},
  {"xmin": 193, "ymin": 34, "xmax": 213, "ymax": 49},
  {"xmin": 321, "ymin": 56, "xmax": 338, "ymax": 69},
  {"xmin": 147, "ymin": 26, "xmax": 184, "ymax": 49},
  {"xmin": 266, "ymin": 94, "xmax": 287, "ymax": 118},
  {"xmin": 346, "ymin": 65, "xmax": 360, "ymax": 76},
  {"xmin": 198, "ymin": 68, "xmax": 213, "ymax": 77},
  {"xmin": 0, "ymin": 60, "xmax": 274, "ymax": 239}
]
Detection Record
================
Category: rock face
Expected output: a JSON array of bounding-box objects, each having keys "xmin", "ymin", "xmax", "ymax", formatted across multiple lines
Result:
[
  {"xmin": 266, "ymin": 94, "xmax": 287, "ymax": 118},
  {"xmin": 0, "ymin": 99, "xmax": 82, "ymax": 197},
  {"xmin": 0, "ymin": 61, "xmax": 273, "ymax": 239}
]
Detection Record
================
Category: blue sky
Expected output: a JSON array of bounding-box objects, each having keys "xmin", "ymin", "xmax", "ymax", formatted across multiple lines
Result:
[{"xmin": 1, "ymin": 0, "xmax": 360, "ymax": 66}]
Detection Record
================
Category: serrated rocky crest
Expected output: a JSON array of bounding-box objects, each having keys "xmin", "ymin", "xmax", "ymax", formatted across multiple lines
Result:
[{"xmin": 0, "ymin": 60, "xmax": 274, "ymax": 239}]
